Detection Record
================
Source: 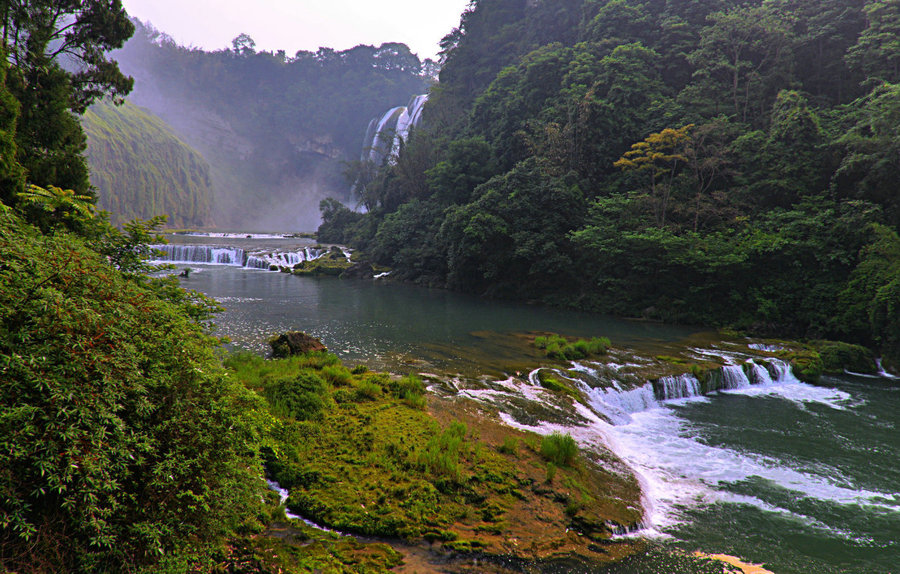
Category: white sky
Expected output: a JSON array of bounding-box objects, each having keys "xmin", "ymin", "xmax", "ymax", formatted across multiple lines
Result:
[{"xmin": 121, "ymin": 0, "xmax": 471, "ymax": 61}]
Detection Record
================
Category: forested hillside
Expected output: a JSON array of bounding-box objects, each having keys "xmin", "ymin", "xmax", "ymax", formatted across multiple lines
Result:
[
  {"xmin": 111, "ymin": 21, "xmax": 432, "ymax": 230},
  {"xmin": 323, "ymin": 0, "xmax": 900, "ymax": 362},
  {"xmin": 83, "ymin": 100, "xmax": 213, "ymax": 228}
]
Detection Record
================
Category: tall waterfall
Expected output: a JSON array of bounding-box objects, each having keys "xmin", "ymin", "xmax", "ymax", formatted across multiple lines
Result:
[{"xmin": 362, "ymin": 94, "xmax": 428, "ymax": 166}]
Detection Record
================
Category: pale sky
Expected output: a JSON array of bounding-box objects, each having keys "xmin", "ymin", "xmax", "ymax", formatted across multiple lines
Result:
[{"xmin": 121, "ymin": 0, "xmax": 471, "ymax": 61}]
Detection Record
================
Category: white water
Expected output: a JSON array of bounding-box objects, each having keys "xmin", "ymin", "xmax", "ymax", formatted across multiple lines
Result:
[
  {"xmin": 266, "ymin": 479, "xmax": 342, "ymax": 534},
  {"xmin": 150, "ymin": 244, "xmax": 329, "ymax": 270},
  {"xmin": 470, "ymin": 358, "xmax": 894, "ymax": 543},
  {"xmin": 363, "ymin": 94, "xmax": 429, "ymax": 165}
]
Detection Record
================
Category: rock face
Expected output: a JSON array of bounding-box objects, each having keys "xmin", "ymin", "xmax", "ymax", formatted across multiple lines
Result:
[{"xmin": 269, "ymin": 332, "xmax": 328, "ymax": 358}]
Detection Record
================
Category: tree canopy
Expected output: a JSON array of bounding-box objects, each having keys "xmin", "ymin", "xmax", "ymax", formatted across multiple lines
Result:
[{"xmin": 322, "ymin": 0, "xmax": 900, "ymax": 362}]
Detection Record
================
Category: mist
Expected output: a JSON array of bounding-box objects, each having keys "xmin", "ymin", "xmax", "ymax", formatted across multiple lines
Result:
[{"xmin": 108, "ymin": 21, "xmax": 429, "ymax": 232}]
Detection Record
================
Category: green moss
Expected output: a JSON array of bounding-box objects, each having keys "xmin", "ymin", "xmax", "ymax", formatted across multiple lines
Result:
[
  {"xmin": 776, "ymin": 348, "xmax": 824, "ymax": 383},
  {"xmin": 811, "ymin": 340, "xmax": 877, "ymax": 374}
]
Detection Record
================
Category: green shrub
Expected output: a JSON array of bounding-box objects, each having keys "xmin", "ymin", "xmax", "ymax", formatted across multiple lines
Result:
[
  {"xmin": 354, "ymin": 379, "xmax": 383, "ymax": 401},
  {"xmin": 534, "ymin": 334, "xmax": 610, "ymax": 361},
  {"xmin": 264, "ymin": 372, "xmax": 330, "ymax": 421},
  {"xmin": 0, "ymin": 216, "xmax": 266, "ymax": 572},
  {"xmin": 540, "ymin": 432, "xmax": 578, "ymax": 467},
  {"xmin": 350, "ymin": 364, "xmax": 368, "ymax": 375}
]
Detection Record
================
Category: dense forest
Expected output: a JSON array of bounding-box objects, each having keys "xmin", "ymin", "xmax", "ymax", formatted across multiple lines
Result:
[
  {"xmin": 110, "ymin": 21, "xmax": 433, "ymax": 229},
  {"xmin": 322, "ymin": 0, "xmax": 900, "ymax": 364},
  {"xmin": 83, "ymin": 100, "xmax": 213, "ymax": 227}
]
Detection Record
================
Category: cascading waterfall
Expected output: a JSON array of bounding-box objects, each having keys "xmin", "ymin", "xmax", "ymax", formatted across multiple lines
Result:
[
  {"xmin": 656, "ymin": 373, "xmax": 701, "ymax": 400},
  {"xmin": 152, "ymin": 244, "xmax": 246, "ymax": 265},
  {"xmin": 720, "ymin": 364, "xmax": 751, "ymax": 389},
  {"xmin": 573, "ymin": 358, "xmax": 800, "ymax": 426},
  {"xmin": 151, "ymin": 244, "xmax": 328, "ymax": 270},
  {"xmin": 748, "ymin": 361, "xmax": 775, "ymax": 385},
  {"xmin": 362, "ymin": 94, "xmax": 429, "ymax": 166}
]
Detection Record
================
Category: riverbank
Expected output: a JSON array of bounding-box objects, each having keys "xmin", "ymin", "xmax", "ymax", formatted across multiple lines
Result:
[
  {"xmin": 221, "ymin": 346, "xmax": 651, "ymax": 572},
  {"xmin": 212, "ymin": 329, "xmax": 892, "ymax": 573}
]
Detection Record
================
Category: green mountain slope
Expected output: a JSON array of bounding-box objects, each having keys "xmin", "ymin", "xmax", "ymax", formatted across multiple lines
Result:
[
  {"xmin": 83, "ymin": 99, "xmax": 213, "ymax": 227},
  {"xmin": 323, "ymin": 0, "xmax": 900, "ymax": 361}
]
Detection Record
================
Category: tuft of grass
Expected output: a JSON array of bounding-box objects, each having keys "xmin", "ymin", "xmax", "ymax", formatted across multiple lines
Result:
[
  {"xmin": 497, "ymin": 437, "xmax": 518, "ymax": 456},
  {"xmin": 321, "ymin": 364, "xmax": 352, "ymax": 386},
  {"xmin": 354, "ymin": 379, "xmax": 382, "ymax": 401},
  {"xmin": 418, "ymin": 421, "xmax": 468, "ymax": 483},
  {"xmin": 389, "ymin": 374, "xmax": 427, "ymax": 409},
  {"xmin": 540, "ymin": 432, "xmax": 578, "ymax": 468}
]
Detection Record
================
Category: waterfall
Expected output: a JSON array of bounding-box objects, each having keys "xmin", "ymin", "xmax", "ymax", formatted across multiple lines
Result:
[
  {"xmin": 748, "ymin": 361, "xmax": 774, "ymax": 385},
  {"xmin": 151, "ymin": 244, "xmax": 327, "ymax": 270},
  {"xmin": 582, "ymin": 383, "xmax": 659, "ymax": 426},
  {"xmin": 721, "ymin": 365, "xmax": 751, "ymax": 389},
  {"xmin": 769, "ymin": 359, "xmax": 800, "ymax": 384},
  {"xmin": 655, "ymin": 374, "xmax": 702, "ymax": 400},
  {"xmin": 568, "ymin": 358, "xmax": 802, "ymax": 425},
  {"xmin": 152, "ymin": 244, "xmax": 245, "ymax": 266},
  {"xmin": 362, "ymin": 94, "xmax": 429, "ymax": 165}
]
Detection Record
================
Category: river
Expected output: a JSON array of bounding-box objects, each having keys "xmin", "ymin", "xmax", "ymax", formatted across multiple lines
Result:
[{"xmin": 156, "ymin": 234, "xmax": 899, "ymax": 574}]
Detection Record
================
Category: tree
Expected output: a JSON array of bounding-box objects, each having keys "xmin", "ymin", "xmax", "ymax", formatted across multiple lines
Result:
[
  {"xmin": 615, "ymin": 125, "xmax": 692, "ymax": 227},
  {"xmin": 1, "ymin": 0, "xmax": 134, "ymax": 203},
  {"xmin": 832, "ymin": 82, "xmax": 900, "ymax": 227},
  {"xmin": 231, "ymin": 33, "xmax": 256, "ymax": 55},
  {"xmin": 2, "ymin": 0, "xmax": 134, "ymax": 111},
  {"xmin": 682, "ymin": 118, "xmax": 736, "ymax": 232},
  {"xmin": 5, "ymin": 62, "xmax": 92, "ymax": 196},
  {"xmin": 0, "ymin": 46, "xmax": 24, "ymax": 202},
  {"xmin": 846, "ymin": 0, "xmax": 900, "ymax": 83},
  {"xmin": 685, "ymin": 5, "xmax": 795, "ymax": 125}
]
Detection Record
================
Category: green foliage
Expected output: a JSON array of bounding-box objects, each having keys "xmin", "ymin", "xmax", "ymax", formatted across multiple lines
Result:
[
  {"xmin": 82, "ymin": 100, "xmax": 213, "ymax": 227},
  {"xmin": 263, "ymin": 372, "xmax": 331, "ymax": 421},
  {"xmin": 0, "ymin": 214, "xmax": 266, "ymax": 572},
  {"xmin": 316, "ymin": 198, "xmax": 364, "ymax": 244},
  {"xmin": 534, "ymin": 334, "xmax": 610, "ymax": 360},
  {"xmin": 540, "ymin": 433, "xmax": 578, "ymax": 468},
  {"xmin": 324, "ymin": 0, "xmax": 900, "ymax": 359},
  {"xmin": 812, "ymin": 340, "xmax": 877, "ymax": 374}
]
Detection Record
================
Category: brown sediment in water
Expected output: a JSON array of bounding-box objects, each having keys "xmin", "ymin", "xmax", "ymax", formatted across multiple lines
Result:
[{"xmin": 694, "ymin": 551, "xmax": 775, "ymax": 574}]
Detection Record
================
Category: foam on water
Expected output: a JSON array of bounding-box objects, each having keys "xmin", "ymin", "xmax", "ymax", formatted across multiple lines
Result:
[{"xmin": 470, "ymin": 361, "xmax": 893, "ymax": 541}]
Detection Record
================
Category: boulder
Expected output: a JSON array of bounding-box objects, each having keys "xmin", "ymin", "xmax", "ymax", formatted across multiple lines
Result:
[{"xmin": 269, "ymin": 331, "xmax": 327, "ymax": 358}]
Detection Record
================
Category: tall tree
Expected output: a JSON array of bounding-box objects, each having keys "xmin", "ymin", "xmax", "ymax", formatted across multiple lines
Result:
[
  {"xmin": 1, "ymin": 0, "xmax": 134, "ymax": 201},
  {"xmin": 1, "ymin": 0, "xmax": 134, "ymax": 111},
  {"xmin": 0, "ymin": 45, "xmax": 24, "ymax": 202},
  {"xmin": 845, "ymin": 0, "xmax": 900, "ymax": 83},
  {"xmin": 614, "ymin": 125, "xmax": 691, "ymax": 227},
  {"xmin": 685, "ymin": 5, "xmax": 795, "ymax": 125}
]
